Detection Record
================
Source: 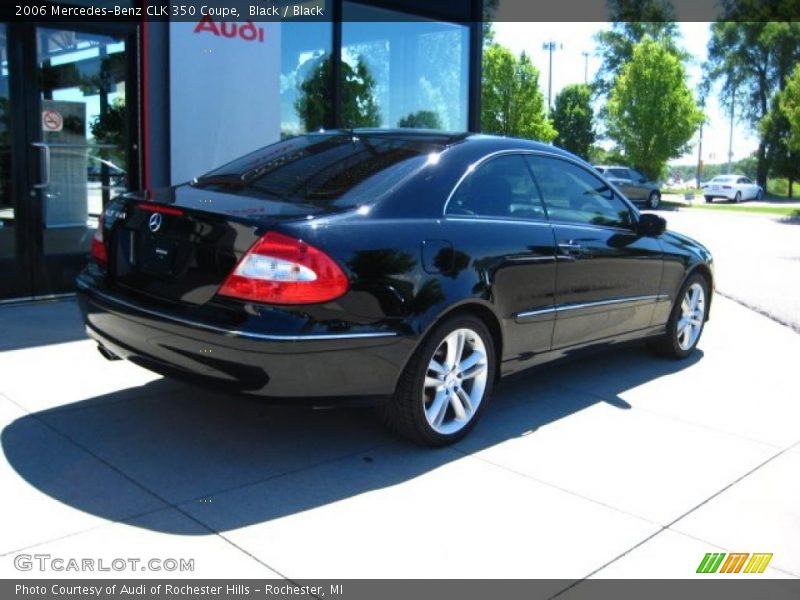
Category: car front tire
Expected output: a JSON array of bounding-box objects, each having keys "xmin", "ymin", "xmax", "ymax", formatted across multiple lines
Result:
[
  {"xmin": 381, "ymin": 314, "xmax": 496, "ymax": 446},
  {"xmin": 648, "ymin": 273, "xmax": 709, "ymax": 359}
]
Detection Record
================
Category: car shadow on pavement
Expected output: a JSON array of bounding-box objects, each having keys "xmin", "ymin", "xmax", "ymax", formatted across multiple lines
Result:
[{"xmin": 1, "ymin": 345, "xmax": 702, "ymax": 535}]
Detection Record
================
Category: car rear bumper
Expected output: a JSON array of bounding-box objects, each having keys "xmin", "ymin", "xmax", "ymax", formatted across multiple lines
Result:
[
  {"xmin": 76, "ymin": 278, "xmax": 413, "ymax": 400},
  {"xmin": 704, "ymin": 190, "xmax": 736, "ymax": 199}
]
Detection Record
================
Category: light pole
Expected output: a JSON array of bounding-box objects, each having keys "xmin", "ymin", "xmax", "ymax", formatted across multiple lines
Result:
[
  {"xmin": 727, "ymin": 80, "xmax": 736, "ymax": 174},
  {"xmin": 696, "ymin": 95, "xmax": 706, "ymax": 189},
  {"xmin": 542, "ymin": 41, "xmax": 562, "ymax": 114},
  {"xmin": 582, "ymin": 51, "xmax": 590, "ymax": 85}
]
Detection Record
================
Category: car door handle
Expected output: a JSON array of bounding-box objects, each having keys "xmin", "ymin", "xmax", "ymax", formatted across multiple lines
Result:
[{"xmin": 558, "ymin": 242, "xmax": 584, "ymax": 255}]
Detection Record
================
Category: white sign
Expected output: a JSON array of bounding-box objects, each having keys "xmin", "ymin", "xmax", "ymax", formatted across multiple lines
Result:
[
  {"xmin": 169, "ymin": 18, "xmax": 281, "ymax": 184},
  {"xmin": 42, "ymin": 109, "xmax": 63, "ymax": 132}
]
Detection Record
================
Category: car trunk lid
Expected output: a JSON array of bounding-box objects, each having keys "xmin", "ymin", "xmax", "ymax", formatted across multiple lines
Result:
[{"xmin": 105, "ymin": 185, "xmax": 342, "ymax": 306}]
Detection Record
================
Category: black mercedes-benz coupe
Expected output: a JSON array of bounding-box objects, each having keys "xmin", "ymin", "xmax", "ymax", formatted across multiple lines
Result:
[{"xmin": 77, "ymin": 130, "xmax": 713, "ymax": 445}]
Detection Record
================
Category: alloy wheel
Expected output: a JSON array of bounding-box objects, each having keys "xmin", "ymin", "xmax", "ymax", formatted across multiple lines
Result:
[
  {"xmin": 423, "ymin": 328, "xmax": 488, "ymax": 435},
  {"xmin": 676, "ymin": 282, "xmax": 705, "ymax": 351}
]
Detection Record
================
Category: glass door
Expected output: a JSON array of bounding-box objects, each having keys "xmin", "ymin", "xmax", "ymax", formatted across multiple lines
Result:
[
  {"xmin": 31, "ymin": 26, "xmax": 135, "ymax": 295},
  {"xmin": 0, "ymin": 22, "xmax": 138, "ymax": 300},
  {"xmin": 0, "ymin": 23, "xmax": 31, "ymax": 299}
]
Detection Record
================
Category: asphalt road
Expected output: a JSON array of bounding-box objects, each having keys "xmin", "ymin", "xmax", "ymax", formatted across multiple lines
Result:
[{"xmin": 654, "ymin": 207, "xmax": 800, "ymax": 332}]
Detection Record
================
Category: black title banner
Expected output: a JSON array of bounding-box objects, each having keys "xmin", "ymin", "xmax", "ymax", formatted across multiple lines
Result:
[
  {"xmin": 5, "ymin": 580, "xmax": 800, "ymax": 600},
  {"xmin": 2, "ymin": 0, "xmax": 799, "ymax": 23}
]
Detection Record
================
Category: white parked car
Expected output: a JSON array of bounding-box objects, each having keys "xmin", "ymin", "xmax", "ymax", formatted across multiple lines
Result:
[{"xmin": 702, "ymin": 174, "xmax": 763, "ymax": 203}]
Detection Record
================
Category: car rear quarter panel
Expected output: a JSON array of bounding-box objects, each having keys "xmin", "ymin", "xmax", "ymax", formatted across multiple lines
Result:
[{"xmin": 280, "ymin": 215, "xmax": 557, "ymax": 376}]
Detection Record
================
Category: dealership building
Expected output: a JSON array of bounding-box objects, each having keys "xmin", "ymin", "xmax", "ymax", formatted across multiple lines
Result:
[{"xmin": 0, "ymin": 1, "xmax": 483, "ymax": 300}]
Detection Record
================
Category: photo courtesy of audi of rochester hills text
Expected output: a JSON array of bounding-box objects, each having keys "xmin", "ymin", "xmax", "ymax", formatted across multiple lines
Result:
[{"xmin": 0, "ymin": 0, "xmax": 798, "ymax": 598}]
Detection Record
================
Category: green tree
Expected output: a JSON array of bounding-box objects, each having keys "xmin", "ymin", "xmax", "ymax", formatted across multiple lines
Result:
[
  {"xmin": 707, "ymin": 13, "xmax": 800, "ymax": 188},
  {"xmin": 89, "ymin": 97, "xmax": 126, "ymax": 167},
  {"xmin": 587, "ymin": 144, "xmax": 625, "ymax": 166},
  {"xmin": 766, "ymin": 74, "xmax": 800, "ymax": 197},
  {"xmin": 594, "ymin": 0, "xmax": 684, "ymax": 96},
  {"xmin": 780, "ymin": 63, "xmax": 800, "ymax": 151},
  {"xmin": 294, "ymin": 55, "xmax": 380, "ymax": 131},
  {"xmin": 606, "ymin": 36, "xmax": 703, "ymax": 181},
  {"xmin": 552, "ymin": 84, "xmax": 595, "ymax": 159},
  {"xmin": 397, "ymin": 110, "xmax": 442, "ymax": 129},
  {"xmin": 481, "ymin": 44, "xmax": 556, "ymax": 142},
  {"xmin": 483, "ymin": 0, "xmax": 498, "ymax": 46}
]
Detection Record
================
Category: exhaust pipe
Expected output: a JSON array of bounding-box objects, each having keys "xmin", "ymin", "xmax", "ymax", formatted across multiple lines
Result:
[{"xmin": 96, "ymin": 344, "xmax": 122, "ymax": 361}]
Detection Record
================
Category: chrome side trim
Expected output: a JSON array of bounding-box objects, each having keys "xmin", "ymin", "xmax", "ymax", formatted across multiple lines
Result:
[
  {"xmin": 515, "ymin": 294, "xmax": 666, "ymax": 322},
  {"xmin": 555, "ymin": 294, "xmax": 662, "ymax": 314},
  {"xmin": 515, "ymin": 306, "xmax": 557, "ymax": 320},
  {"xmin": 506, "ymin": 254, "xmax": 557, "ymax": 263},
  {"xmin": 444, "ymin": 215, "xmax": 552, "ymax": 227},
  {"xmin": 77, "ymin": 281, "xmax": 398, "ymax": 342}
]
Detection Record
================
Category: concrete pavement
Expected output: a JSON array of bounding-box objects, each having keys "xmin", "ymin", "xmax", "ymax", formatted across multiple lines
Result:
[
  {"xmin": 0, "ymin": 295, "xmax": 798, "ymax": 582},
  {"xmin": 653, "ymin": 206, "xmax": 800, "ymax": 332}
]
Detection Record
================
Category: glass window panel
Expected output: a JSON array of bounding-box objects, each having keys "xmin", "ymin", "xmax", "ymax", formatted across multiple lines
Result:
[
  {"xmin": 447, "ymin": 155, "xmax": 546, "ymax": 220},
  {"xmin": 280, "ymin": 22, "xmax": 333, "ymax": 137},
  {"xmin": 0, "ymin": 24, "xmax": 13, "ymax": 261},
  {"xmin": 527, "ymin": 156, "xmax": 633, "ymax": 228},
  {"xmin": 342, "ymin": 2, "xmax": 469, "ymax": 131},
  {"xmin": 197, "ymin": 132, "xmax": 446, "ymax": 209},
  {"xmin": 37, "ymin": 28, "xmax": 128, "ymax": 255}
]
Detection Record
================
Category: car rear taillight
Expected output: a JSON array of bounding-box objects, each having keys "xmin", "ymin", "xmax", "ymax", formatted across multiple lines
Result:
[
  {"xmin": 90, "ymin": 215, "xmax": 107, "ymax": 265},
  {"xmin": 218, "ymin": 232, "xmax": 349, "ymax": 305}
]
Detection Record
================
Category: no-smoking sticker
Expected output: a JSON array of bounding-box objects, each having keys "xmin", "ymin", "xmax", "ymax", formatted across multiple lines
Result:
[{"xmin": 42, "ymin": 109, "xmax": 63, "ymax": 132}]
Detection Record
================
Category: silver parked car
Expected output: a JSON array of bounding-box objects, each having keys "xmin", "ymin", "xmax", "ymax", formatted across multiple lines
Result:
[
  {"xmin": 594, "ymin": 165, "xmax": 661, "ymax": 209},
  {"xmin": 702, "ymin": 174, "xmax": 762, "ymax": 203}
]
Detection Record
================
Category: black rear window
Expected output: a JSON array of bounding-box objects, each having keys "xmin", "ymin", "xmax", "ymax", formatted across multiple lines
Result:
[{"xmin": 192, "ymin": 133, "xmax": 448, "ymax": 208}]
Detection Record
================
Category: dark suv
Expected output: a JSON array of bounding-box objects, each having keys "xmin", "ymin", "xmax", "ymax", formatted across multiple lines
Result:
[{"xmin": 594, "ymin": 165, "xmax": 661, "ymax": 210}]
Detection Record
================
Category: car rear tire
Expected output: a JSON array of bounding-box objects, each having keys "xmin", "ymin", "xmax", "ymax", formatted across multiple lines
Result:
[
  {"xmin": 647, "ymin": 191, "xmax": 660, "ymax": 210},
  {"xmin": 381, "ymin": 314, "xmax": 496, "ymax": 446},
  {"xmin": 704, "ymin": 196, "xmax": 713, "ymax": 203},
  {"xmin": 648, "ymin": 273, "xmax": 709, "ymax": 359},
  {"xmin": 732, "ymin": 191, "xmax": 742, "ymax": 203}
]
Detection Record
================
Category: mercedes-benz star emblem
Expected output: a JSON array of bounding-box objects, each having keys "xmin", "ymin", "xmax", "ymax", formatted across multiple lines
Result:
[{"xmin": 148, "ymin": 212, "xmax": 163, "ymax": 232}]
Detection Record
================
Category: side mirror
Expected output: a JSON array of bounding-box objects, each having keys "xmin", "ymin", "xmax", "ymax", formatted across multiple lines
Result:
[{"xmin": 637, "ymin": 213, "xmax": 667, "ymax": 237}]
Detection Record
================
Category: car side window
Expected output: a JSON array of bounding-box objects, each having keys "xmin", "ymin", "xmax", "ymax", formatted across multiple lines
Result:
[
  {"xmin": 609, "ymin": 168, "xmax": 629, "ymax": 179},
  {"xmin": 526, "ymin": 155, "xmax": 634, "ymax": 229},
  {"xmin": 630, "ymin": 169, "xmax": 646, "ymax": 182},
  {"xmin": 447, "ymin": 154, "xmax": 546, "ymax": 221}
]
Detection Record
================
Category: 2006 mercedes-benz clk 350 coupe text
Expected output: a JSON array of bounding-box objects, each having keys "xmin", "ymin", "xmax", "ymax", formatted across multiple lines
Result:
[{"xmin": 77, "ymin": 130, "xmax": 714, "ymax": 445}]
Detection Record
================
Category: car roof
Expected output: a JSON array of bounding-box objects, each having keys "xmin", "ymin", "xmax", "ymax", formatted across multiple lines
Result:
[{"xmin": 319, "ymin": 128, "xmax": 575, "ymax": 156}]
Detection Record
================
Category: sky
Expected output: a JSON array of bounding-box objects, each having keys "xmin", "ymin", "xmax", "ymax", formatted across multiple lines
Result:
[{"xmin": 492, "ymin": 22, "xmax": 760, "ymax": 168}]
